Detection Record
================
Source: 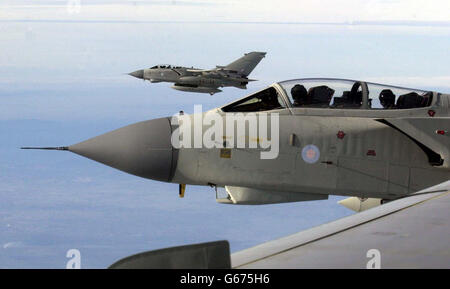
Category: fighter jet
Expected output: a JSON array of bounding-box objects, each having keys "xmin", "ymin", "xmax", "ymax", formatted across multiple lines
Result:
[
  {"xmin": 23, "ymin": 78, "xmax": 450, "ymax": 212},
  {"xmin": 128, "ymin": 52, "xmax": 266, "ymax": 95}
]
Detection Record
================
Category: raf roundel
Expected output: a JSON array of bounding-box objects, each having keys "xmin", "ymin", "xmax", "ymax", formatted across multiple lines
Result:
[{"xmin": 301, "ymin": 145, "xmax": 320, "ymax": 164}]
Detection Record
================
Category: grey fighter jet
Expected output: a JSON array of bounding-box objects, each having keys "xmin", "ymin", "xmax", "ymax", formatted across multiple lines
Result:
[
  {"xmin": 23, "ymin": 78, "xmax": 450, "ymax": 212},
  {"xmin": 128, "ymin": 52, "xmax": 266, "ymax": 95}
]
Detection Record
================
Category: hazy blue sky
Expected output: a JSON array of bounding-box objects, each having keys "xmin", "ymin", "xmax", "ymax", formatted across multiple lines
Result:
[{"xmin": 1, "ymin": 1, "xmax": 450, "ymax": 268}]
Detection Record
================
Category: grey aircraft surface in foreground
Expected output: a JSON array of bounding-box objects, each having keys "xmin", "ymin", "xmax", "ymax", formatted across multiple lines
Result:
[
  {"xmin": 24, "ymin": 77, "xmax": 450, "ymax": 208},
  {"xmin": 128, "ymin": 51, "xmax": 266, "ymax": 95},
  {"xmin": 24, "ymin": 78, "xmax": 450, "ymax": 268}
]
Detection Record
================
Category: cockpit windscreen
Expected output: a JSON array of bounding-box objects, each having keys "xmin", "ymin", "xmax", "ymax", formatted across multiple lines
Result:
[{"xmin": 221, "ymin": 87, "xmax": 286, "ymax": 112}]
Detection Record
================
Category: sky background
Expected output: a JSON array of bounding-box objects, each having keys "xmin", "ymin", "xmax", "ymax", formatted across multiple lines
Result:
[{"xmin": 1, "ymin": 0, "xmax": 450, "ymax": 268}]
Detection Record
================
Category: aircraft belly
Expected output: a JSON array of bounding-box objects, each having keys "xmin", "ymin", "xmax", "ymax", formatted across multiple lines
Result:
[
  {"xmin": 149, "ymin": 70, "xmax": 180, "ymax": 83},
  {"xmin": 409, "ymin": 167, "xmax": 450, "ymax": 191},
  {"xmin": 295, "ymin": 157, "xmax": 337, "ymax": 191},
  {"xmin": 336, "ymin": 157, "xmax": 389, "ymax": 196},
  {"xmin": 171, "ymin": 85, "xmax": 222, "ymax": 94},
  {"xmin": 194, "ymin": 148, "xmax": 295, "ymax": 189},
  {"xmin": 384, "ymin": 118, "xmax": 450, "ymax": 168},
  {"xmin": 331, "ymin": 118, "xmax": 449, "ymax": 198},
  {"xmin": 388, "ymin": 164, "xmax": 410, "ymax": 195},
  {"xmin": 178, "ymin": 76, "xmax": 222, "ymax": 87},
  {"xmin": 330, "ymin": 118, "xmax": 432, "ymax": 198},
  {"xmin": 172, "ymin": 114, "xmax": 448, "ymax": 199},
  {"xmin": 170, "ymin": 148, "xmax": 201, "ymax": 185},
  {"xmin": 291, "ymin": 117, "xmax": 338, "ymax": 192}
]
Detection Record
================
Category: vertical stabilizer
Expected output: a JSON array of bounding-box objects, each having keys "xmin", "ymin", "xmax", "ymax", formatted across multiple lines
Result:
[{"xmin": 223, "ymin": 52, "xmax": 266, "ymax": 77}]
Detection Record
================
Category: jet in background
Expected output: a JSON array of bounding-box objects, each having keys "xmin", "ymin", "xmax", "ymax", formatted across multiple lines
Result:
[{"xmin": 128, "ymin": 51, "xmax": 266, "ymax": 95}]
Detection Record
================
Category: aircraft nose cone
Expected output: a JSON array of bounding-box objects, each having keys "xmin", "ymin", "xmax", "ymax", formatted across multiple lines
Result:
[
  {"xmin": 69, "ymin": 117, "xmax": 176, "ymax": 182},
  {"xmin": 129, "ymin": 69, "xmax": 144, "ymax": 79}
]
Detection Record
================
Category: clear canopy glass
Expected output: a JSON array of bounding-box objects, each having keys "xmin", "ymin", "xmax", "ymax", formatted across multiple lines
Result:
[{"xmin": 278, "ymin": 78, "xmax": 432, "ymax": 110}]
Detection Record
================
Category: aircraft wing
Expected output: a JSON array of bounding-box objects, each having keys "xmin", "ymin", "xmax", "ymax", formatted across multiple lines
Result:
[
  {"xmin": 231, "ymin": 180, "xmax": 450, "ymax": 269},
  {"xmin": 183, "ymin": 69, "xmax": 256, "ymax": 81},
  {"xmin": 186, "ymin": 52, "xmax": 266, "ymax": 77},
  {"xmin": 108, "ymin": 181, "xmax": 449, "ymax": 269}
]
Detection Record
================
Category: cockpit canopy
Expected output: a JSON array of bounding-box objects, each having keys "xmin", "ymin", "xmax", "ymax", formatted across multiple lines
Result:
[
  {"xmin": 280, "ymin": 78, "xmax": 433, "ymax": 110},
  {"xmin": 150, "ymin": 65, "xmax": 182, "ymax": 69},
  {"xmin": 221, "ymin": 78, "xmax": 434, "ymax": 113}
]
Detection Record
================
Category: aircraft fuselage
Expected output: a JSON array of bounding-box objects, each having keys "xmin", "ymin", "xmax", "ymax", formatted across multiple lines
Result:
[{"xmin": 26, "ymin": 78, "xmax": 450, "ymax": 205}]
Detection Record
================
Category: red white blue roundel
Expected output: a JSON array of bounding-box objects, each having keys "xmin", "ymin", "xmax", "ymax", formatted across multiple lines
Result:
[{"xmin": 302, "ymin": 144, "xmax": 320, "ymax": 164}]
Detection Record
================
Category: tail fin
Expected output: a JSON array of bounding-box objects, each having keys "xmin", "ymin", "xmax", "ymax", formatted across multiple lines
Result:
[{"xmin": 223, "ymin": 52, "xmax": 266, "ymax": 77}]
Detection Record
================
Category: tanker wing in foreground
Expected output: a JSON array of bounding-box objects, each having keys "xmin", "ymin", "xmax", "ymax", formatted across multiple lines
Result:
[
  {"xmin": 108, "ymin": 181, "xmax": 450, "ymax": 269},
  {"xmin": 232, "ymin": 181, "xmax": 450, "ymax": 269}
]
